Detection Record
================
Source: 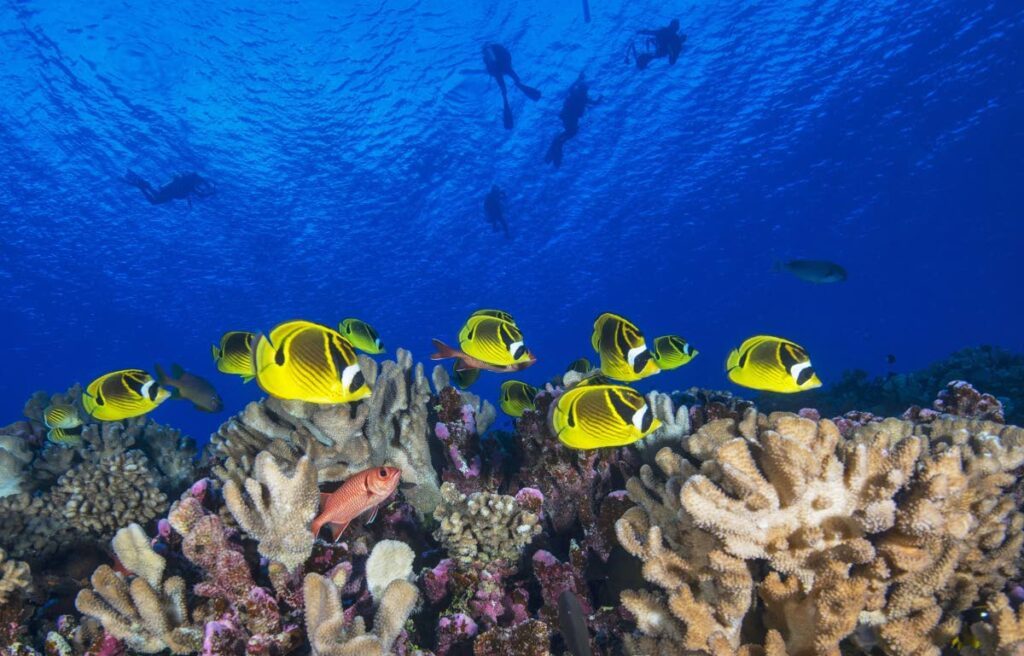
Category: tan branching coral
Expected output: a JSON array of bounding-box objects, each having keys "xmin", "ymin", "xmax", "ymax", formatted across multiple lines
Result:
[
  {"xmin": 206, "ymin": 348, "xmax": 440, "ymax": 514},
  {"xmin": 223, "ymin": 452, "xmax": 319, "ymax": 571},
  {"xmin": 0, "ymin": 547, "xmax": 31, "ymax": 603},
  {"xmin": 433, "ymin": 481, "xmax": 542, "ymax": 569},
  {"xmin": 304, "ymin": 570, "xmax": 418, "ymax": 656},
  {"xmin": 75, "ymin": 524, "xmax": 202, "ymax": 654},
  {"xmin": 430, "ymin": 364, "xmax": 497, "ymax": 436},
  {"xmin": 617, "ymin": 411, "xmax": 1024, "ymax": 656},
  {"xmin": 969, "ymin": 594, "xmax": 1024, "ymax": 655}
]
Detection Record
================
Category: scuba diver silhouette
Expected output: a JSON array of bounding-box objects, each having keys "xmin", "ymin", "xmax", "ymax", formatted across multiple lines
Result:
[
  {"xmin": 484, "ymin": 185, "xmax": 510, "ymax": 238},
  {"xmin": 124, "ymin": 170, "xmax": 215, "ymax": 208},
  {"xmin": 483, "ymin": 44, "xmax": 542, "ymax": 129},
  {"xmin": 545, "ymin": 73, "xmax": 601, "ymax": 169},
  {"xmin": 629, "ymin": 19, "xmax": 686, "ymax": 69}
]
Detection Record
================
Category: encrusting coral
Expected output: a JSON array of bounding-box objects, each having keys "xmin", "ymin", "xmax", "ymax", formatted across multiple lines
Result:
[
  {"xmin": 223, "ymin": 451, "xmax": 319, "ymax": 571},
  {"xmin": 617, "ymin": 408, "xmax": 1024, "ymax": 655},
  {"xmin": 206, "ymin": 348, "xmax": 441, "ymax": 515}
]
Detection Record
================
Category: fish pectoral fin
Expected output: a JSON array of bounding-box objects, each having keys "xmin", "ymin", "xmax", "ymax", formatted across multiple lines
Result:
[
  {"xmin": 241, "ymin": 375, "xmax": 254, "ymax": 383},
  {"xmin": 364, "ymin": 506, "xmax": 380, "ymax": 526},
  {"xmin": 327, "ymin": 521, "xmax": 349, "ymax": 543},
  {"xmin": 453, "ymin": 360, "xmax": 475, "ymax": 372}
]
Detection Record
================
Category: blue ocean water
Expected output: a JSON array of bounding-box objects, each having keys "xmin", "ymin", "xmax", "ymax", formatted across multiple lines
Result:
[{"xmin": 1, "ymin": 0, "xmax": 1021, "ymax": 443}]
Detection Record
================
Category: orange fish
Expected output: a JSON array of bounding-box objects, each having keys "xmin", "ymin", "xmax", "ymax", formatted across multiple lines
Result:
[
  {"xmin": 430, "ymin": 339, "xmax": 537, "ymax": 373},
  {"xmin": 312, "ymin": 466, "xmax": 402, "ymax": 542}
]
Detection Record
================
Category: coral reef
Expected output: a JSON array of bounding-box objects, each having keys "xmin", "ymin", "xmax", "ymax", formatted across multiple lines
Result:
[
  {"xmin": 205, "ymin": 349, "xmax": 440, "ymax": 515},
  {"xmin": 617, "ymin": 408, "xmax": 1024, "ymax": 655},
  {"xmin": 6, "ymin": 352, "xmax": 1024, "ymax": 656}
]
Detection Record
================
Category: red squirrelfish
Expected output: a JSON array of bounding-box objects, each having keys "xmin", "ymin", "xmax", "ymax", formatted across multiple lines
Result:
[
  {"xmin": 312, "ymin": 466, "xmax": 402, "ymax": 542},
  {"xmin": 430, "ymin": 338, "xmax": 537, "ymax": 373}
]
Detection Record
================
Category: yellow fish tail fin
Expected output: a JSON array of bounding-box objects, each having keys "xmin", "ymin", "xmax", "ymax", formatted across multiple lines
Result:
[
  {"xmin": 211, "ymin": 344, "xmax": 220, "ymax": 362},
  {"xmin": 725, "ymin": 347, "xmax": 741, "ymax": 372}
]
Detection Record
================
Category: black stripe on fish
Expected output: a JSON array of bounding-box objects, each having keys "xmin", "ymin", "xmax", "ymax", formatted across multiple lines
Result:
[
  {"xmin": 608, "ymin": 388, "xmax": 636, "ymax": 425},
  {"xmin": 779, "ymin": 343, "xmax": 804, "ymax": 371},
  {"xmin": 349, "ymin": 370, "xmax": 365, "ymax": 394},
  {"xmin": 639, "ymin": 405, "xmax": 653, "ymax": 432},
  {"xmin": 613, "ymin": 322, "xmax": 630, "ymax": 358},
  {"xmin": 123, "ymin": 372, "xmax": 145, "ymax": 397},
  {"xmin": 94, "ymin": 388, "xmax": 105, "ymax": 406},
  {"xmin": 796, "ymin": 366, "xmax": 816, "ymax": 386},
  {"xmin": 328, "ymin": 338, "xmax": 350, "ymax": 375},
  {"xmin": 633, "ymin": 349, "xmax": 652, "ymax": 374},
  {"xmin": 566, "ymin": 403, "xmax": 577, "ymax": 428},
  {"xmin": 737, "ymin": 347, "xmax": 750, "ymax": 369}
]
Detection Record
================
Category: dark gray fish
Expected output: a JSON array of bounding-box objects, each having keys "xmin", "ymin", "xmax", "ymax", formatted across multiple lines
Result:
[
  {"xmin": 155, "ymin": 363, "xmax": 224, "ymax": 412},
  {"xmin": 558, "ymin": 589, "xmax": 593, "ymax": 656},
  {"xmin": 775, "ymin": 259, "xmax": 847, "ymax": 283}
]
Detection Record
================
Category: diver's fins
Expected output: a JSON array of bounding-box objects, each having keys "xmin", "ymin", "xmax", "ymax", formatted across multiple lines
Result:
[{"xmin": 518, "ymin": 84, "xmax": 541, "ymax": 101}]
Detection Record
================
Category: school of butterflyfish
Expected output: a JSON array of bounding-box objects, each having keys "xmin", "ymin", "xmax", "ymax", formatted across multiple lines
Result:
[{"xmin": 57, "ymin": 309, "xmax": 820, "ymax": 453}]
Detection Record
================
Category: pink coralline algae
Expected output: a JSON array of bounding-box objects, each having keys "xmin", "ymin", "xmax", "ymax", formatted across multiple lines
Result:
[{"xmin": 436, "ymin": 613, "xmax": 479, "ymax": 656}]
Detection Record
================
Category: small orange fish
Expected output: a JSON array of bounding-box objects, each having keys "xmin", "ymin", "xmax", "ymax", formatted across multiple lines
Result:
[
  {"xmin": 312, "ymin": 466, "xmax": 402, "ymax": 542},
  {"xmin": 430, "ymin": 339, "xmax": 537, "ymax": 373}
]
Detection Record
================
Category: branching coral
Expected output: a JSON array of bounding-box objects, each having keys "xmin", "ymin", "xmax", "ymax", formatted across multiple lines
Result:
[
  {"xmin": 206, "ymin": 348, "xmax": 440, "ymax": 515},
  {"xmin": 617, "ymin": 410, "xmax": 1024, "ymax": 656},
  {"xmin": 223, "ymin": 452, "xmax": 319, "ymax": 571},
  {"xmin": 0, "ymin": 547, "xmax": 31, "ymax": 604},
  {"xmin": 75, "ymin": 524, "xmax": 202, "ymax": 654},
  {"xmin": 433, "ymin": 481, "xmax": 542, "ymax": 569},
  {"xmin": 304, "ymin": 570, "xmax": 418, "ymax": 656}
]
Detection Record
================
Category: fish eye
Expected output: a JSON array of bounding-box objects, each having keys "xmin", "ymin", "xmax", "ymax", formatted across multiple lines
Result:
[{"xmin": 378, "ymin": 468, "xmax": 388, "ymax": 478}]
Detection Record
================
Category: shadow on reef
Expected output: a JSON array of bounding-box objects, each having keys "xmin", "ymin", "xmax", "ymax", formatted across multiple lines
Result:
[{"xmin": 3, "ymin": 347, "xmax": 1024, "ymax": 655}]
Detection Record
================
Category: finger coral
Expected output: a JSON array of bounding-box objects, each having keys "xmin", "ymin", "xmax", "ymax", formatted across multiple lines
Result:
[
  {"xmin": 223, "ymin": 452, "xmax": 319, "ymax": 571},
  {"xmin": 617, "ymin": 410, "xmax": 1024, "ymax": 655},
  {"xmin": 0, "ymin": 547, "xmax": 31, "ymax": 604},
  {"xmin": 75, "ymin": 524, "xmax": 202, "ymax": 654},
  {"xmin": 304, "ymin": 570, "xmax": 418, "ymax": 656}
]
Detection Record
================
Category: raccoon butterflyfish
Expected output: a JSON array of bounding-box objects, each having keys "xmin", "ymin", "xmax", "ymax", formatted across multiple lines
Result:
[
  {"xmin": 339, "ymin": 318, "xmax": 385, "ymax": 354},
  {"xmin": 451, "ymin": 362, "xmax": 480, "ymax": 390},
  {"xmin": 469, "ymin": 309, "xmax": 516, "ymax": 325},
  {"xmin": 155, "ymin": 364, "xmax": 223, "ymax": 412},
  {"xmin": 212, "ymin": 331, "xmax": 256, "ymax": 382},
  {"xmin": 47, "ymin": 425, "xmax": 83, "ymax": 447},
  {"xmin": 566, "ymin": 357, "xmax": 593, "ymax": 375},
  {"xmin": 549, "ymin": 384, "xmax": 661, "ymax": 450},
  {"xmin": 253, "ymin": 320, "xmax": 371, "ymax": 404},
  {"xmin": 651, "ymin": 335, "xmax": 698, "ymax": 370},
  {"xmin": 499, "ymin": 380, "xmax": 539, "ymax": 417},
  {"xmin": 430, "ymin": 314, "xmax": 536, "ymax": 373},
  {"xmin": 590, "ymin": 313, "xmax": 660, "ymax": 382},
  {"xmin": 42, "ymin": 403, "xmax": 82, "ymax": 430},
  {"xmin": 726, "ymin": 335, "xmax": 822, "ymax": 393},
  {"xmin": 950, "ymin": 606, "xmax": 990, "ymax": 650},
  {"xmin": 82, "ymin": 369, "xmax": 171, "ymax": 421}
]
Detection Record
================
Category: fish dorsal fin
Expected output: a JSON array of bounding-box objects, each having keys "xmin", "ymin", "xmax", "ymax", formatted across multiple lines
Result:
[{"xmin": 171, "ymin": 363, "xmax": 185, "ymax": 378}]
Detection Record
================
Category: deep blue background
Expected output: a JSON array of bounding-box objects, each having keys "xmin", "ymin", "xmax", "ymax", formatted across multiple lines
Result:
[{"xmin": 1, "ymin": 0, "xmax": 1022, "ymax": 444}]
